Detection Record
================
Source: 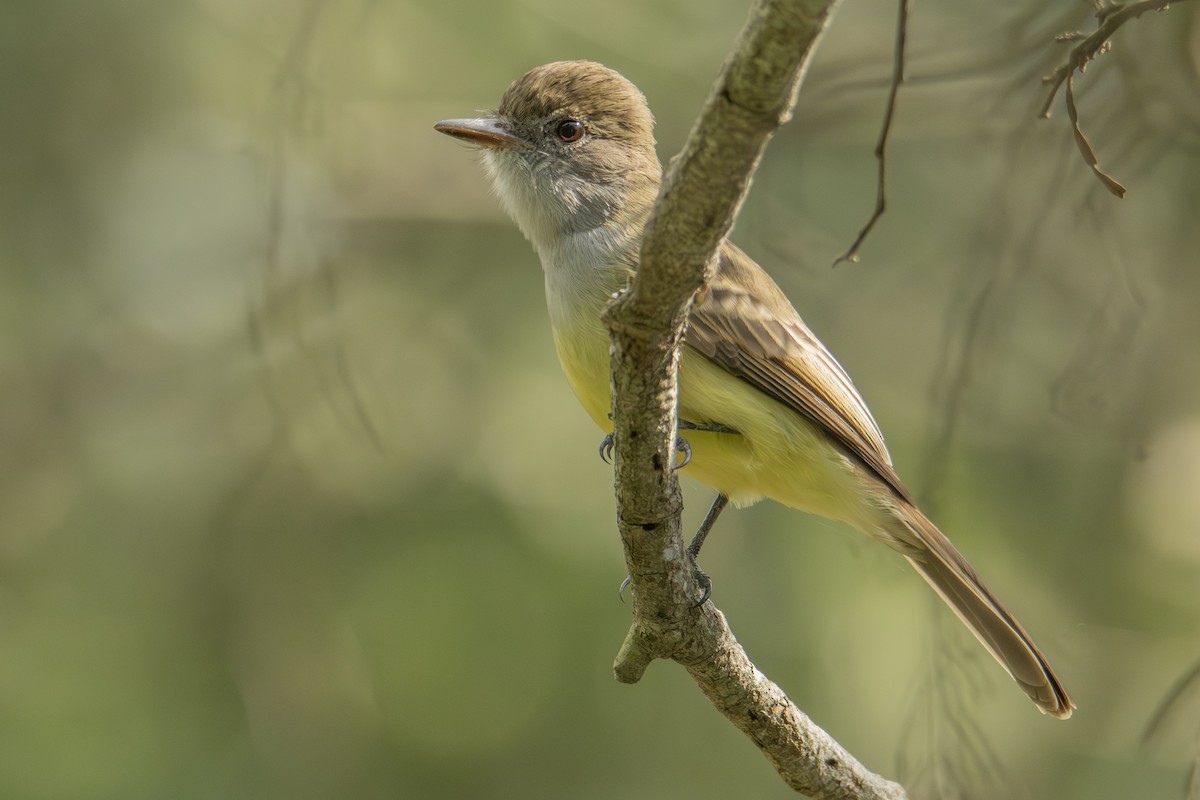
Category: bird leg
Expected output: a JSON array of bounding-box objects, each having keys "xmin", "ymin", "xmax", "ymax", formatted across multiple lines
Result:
[
  {"xmin": 599, "ymin": 419, "xmax": 739, "ymax": 470},
  {"xmin": 604, "ymin": 420, "xmax": 738, "ymax": 603},
  {"xmin": 617, "ymin": 492, "xmax": 731, "ymax": 606},
  {"xmin": 687, "ymin": 493, "xmax": 729, "ymax": 606}
]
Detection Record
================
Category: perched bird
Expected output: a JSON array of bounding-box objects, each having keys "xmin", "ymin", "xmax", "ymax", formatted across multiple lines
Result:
[{"xmin": 435, "ymin": 60, "xmax": 1072, "ymax": 718}]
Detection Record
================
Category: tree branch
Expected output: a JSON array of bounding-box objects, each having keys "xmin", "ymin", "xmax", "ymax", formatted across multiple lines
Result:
[
  {"xmin": 601, "ymin": 0, "xmax": 907, "ymax": 797},
  {"xmin": 1039, "ymin": 0, "xmax": 1197, "ymax": 197}
]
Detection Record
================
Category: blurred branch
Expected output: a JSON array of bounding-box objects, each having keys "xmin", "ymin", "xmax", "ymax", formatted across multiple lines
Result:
[
  {"xmin": 1143, "ymin": 657, "xmax": 1200, "ymax": 742},
  {"xmin": 602, "ymin": 1, "xmax": 906, "ymax": 797},
  {"xmin": 1142, "ymin": 657, "xmax": 1200, "ymax": 799},
  {"xmin": 1039, "ymin": 0, "xmax": 1197, "ymax": 197},
  {"xmin": 835, "ymin": 0, "xmax": 909, "ymax": 266},
  {"xmin": 897, "ymin": 609, "xmax": 1013, "ymax": 798},
  {"xmin": 255, "ymin": 0, "xmax": 384, "ymax": 453}
]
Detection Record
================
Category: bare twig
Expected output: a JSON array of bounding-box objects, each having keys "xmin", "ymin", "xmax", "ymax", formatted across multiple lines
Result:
[
  {"xmin": 1064, "ymin": 73, "xmax": 1127, "ymax": 197},
  {"xmin": 835, "ymin": 0, "xmax": 910, "ymax": 266},
  {"xmin": 602, "ymin": 0, "xmax": 907, "ymax": 797},
  {"xmin": 1039, "ymin": 0, "xmax": 1196, "ymax": 196}
]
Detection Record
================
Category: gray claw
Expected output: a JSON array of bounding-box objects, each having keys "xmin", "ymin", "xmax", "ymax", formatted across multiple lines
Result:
[
  {"xmin": 674, "ymin": 435, "xmax": 692, "ymax": 469},
  {"xmin": 599, "ymin": 433, "xmax": 615, "ymax": 464}
]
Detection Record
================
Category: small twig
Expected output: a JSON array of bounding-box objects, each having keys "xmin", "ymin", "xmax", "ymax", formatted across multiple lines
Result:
[
  {"xmin": 1039, "ymin": 0, "xmax": 1179, "ymax": 116},
  {"xmin": 1039, "ymin": 0, "xmax": 1195, "ymax": 196},
  {"xmin": 835, "ymin": 0, "xmax": 910, "ymax": 266},
  {"xmin": 1064, "ymin": 73, "xmax": 1127, "ymax": 197}
]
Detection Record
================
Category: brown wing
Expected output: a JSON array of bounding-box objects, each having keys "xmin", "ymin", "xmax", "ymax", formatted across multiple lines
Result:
[
  {"xmin": 686, "ymin": 245, "xmax": 1073, "ymax": 718},
  {"xmin": 685, "ymin": 243, "xmax": 913, "ymax": 504}
]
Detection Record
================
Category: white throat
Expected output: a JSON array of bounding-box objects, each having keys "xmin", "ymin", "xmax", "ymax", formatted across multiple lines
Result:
[{"xmin": 482, "ymin": 149, "xmax": 641, "ymax": 323}]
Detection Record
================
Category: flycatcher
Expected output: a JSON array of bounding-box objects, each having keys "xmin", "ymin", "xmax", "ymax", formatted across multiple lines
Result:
[{"xmin": 435, "ymin": 61, "xmax": 1072, "ymax": 719}]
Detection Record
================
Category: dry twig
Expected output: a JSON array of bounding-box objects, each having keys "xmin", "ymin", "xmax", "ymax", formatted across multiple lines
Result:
[
  {"xmin": 836, "ymin": 0, "xmax": 910, "ymax": 266},
  {"xmin": 1040, "ymin": 0, "xmax": 1196, "ymax": 197}
]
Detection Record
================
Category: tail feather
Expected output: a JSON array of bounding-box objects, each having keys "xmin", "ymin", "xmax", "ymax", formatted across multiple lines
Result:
[{"xmin": 896, "ymin": 504, "xmax": 1073, "ymax": 719}]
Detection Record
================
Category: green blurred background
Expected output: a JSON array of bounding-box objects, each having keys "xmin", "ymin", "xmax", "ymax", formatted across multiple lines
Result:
[{"xmin": 2, "ymin": 1, "xmax": 1199, "ymax": 798}]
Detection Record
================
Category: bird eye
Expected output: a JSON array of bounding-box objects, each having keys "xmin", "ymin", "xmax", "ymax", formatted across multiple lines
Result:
[{"xmin": 555, "ymin": 119, "xmax": 584, "ymax": 142}]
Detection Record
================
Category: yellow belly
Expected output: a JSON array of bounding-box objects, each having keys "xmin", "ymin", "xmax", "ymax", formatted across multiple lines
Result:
[{"xmin": 551, "ymin": 321, "xmax": 873, "ymax": 530}]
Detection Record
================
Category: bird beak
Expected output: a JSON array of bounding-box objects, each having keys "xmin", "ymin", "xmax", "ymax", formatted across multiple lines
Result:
[{"xmin": 434, "ymin": 118, "xmax": 526, "ymax": 148}]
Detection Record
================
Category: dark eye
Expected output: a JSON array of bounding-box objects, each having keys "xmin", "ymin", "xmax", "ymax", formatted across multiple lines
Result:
[{"xmin": 555, "ymin": 119, "xmax": 584, "ymax": 142}]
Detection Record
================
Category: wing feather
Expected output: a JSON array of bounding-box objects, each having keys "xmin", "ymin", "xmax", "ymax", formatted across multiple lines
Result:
[{"xmin": 686, "ymin": 244, "xmax": 912, "ymax": 504}]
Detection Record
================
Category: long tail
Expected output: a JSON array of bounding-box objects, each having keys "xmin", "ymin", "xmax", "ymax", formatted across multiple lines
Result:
[{"xmin": 894, "ymin": 503, "xmax": 1073, "ymax": 719}]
